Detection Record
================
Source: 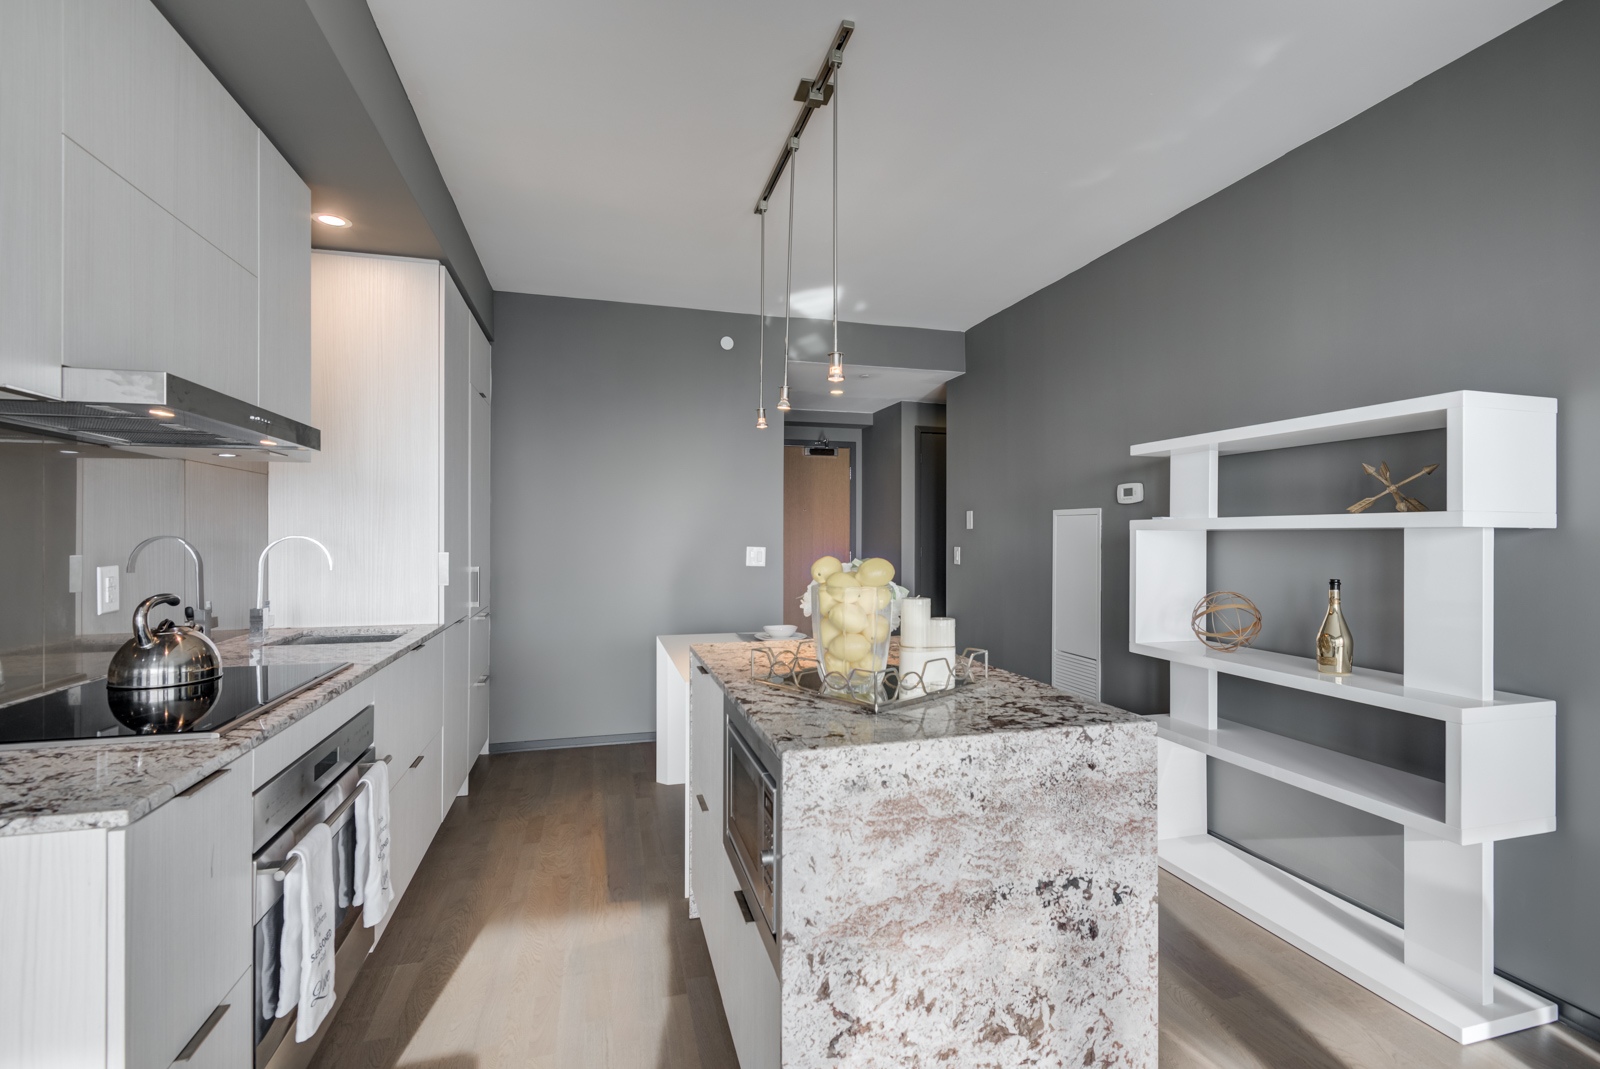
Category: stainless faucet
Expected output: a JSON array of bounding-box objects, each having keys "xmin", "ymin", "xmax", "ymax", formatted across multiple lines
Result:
[
  {"xmin": 251, "ymin": 535, "xmax": 334, "ymax": 643},
  {"xmin": 126, "ymin": 535, "xmax": 215, "ymax": 633}
]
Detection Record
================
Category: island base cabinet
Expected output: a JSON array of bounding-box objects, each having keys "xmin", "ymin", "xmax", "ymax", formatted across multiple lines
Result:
[
  {"xmin": 687, "ymin": 663, "xmax": 780, "ymax": 1069},
  {"xmin": 389, "ymin": 728, "xmax": 444, "ymax": 910}
]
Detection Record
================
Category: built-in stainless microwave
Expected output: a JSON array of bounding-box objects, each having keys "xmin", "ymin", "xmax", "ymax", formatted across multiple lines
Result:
[{"xmin": 724, "ymin": 699, "xmax": 780, "ymax": 965}]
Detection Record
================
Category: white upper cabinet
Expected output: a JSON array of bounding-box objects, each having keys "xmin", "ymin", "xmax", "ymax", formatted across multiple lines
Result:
[
  {"xmin": 0, "ymin": 0, "xmax": 64, "ymax": 398},
  {"xmin": 63, "ymin": 0, "xmax": 257, "ymax": 271},
  {"xmin": 470, "ymin": 313, "xmax": 492, "ymax": 399},
  {"xmin": 469, "ymin": 317, "xmax": 491, "ymax": 612},
  {"xmin": 259, "ymin": 133, "xmax": 312, "ymax": 424},
  {"xmin": 0, "ymin": 0, "xmax": 312, "ymax": 418}
]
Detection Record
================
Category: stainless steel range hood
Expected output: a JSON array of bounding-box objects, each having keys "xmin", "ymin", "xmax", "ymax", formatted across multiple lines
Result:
[{"xmin": 0, "ymin": 369, "xmax": 320, "ymax": 455}]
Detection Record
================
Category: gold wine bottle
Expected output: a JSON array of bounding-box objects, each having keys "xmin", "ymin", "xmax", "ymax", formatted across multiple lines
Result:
[{"xmin": 1316, "ymin": 579, "xmax": 1353, "ymax": 675}]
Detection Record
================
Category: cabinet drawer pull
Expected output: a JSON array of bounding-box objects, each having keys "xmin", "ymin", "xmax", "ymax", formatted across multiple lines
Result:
[
  {"xmin": 173, "ymin": 1003, "xmax": 229, "ymax": 1061},
  {"xmin": 176, "ymin": 768, "xmax": 229, "ymax": 799},
  {"xmin": 410, "ymin": 754, "xmax": 425, "ymax": 769},
  {"xmin": 696, "ymin": 794, "xmax": 708, "ymax": 812},
  {"xmin": 733, "ymin": 888, "xmax": 755, "ymax": 924}
]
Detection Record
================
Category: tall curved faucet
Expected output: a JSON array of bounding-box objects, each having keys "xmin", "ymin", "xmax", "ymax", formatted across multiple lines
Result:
[
  {"xmin": 250, "ymin": 535, "xmax": 334, "ymax": 642},
  {"xmin": 126, "ymin": 535, "xmax": 214, "ymax": 633}
]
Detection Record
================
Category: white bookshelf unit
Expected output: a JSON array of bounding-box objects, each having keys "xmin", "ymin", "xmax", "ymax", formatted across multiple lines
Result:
[{"xmin": 1131, "ymin": 391, "xmax": 1558, "ymax": 1043}]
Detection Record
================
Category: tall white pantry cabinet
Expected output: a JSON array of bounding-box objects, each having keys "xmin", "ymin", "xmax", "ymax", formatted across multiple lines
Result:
[{"xmin": 269, "ymin": 252, "xmax": 492, "ymax": 800}]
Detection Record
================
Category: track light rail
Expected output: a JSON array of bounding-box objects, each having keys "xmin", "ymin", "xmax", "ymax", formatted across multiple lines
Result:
[{"xmin": 752, "ymin": 20, "xmax": 854, "ymax": 214}]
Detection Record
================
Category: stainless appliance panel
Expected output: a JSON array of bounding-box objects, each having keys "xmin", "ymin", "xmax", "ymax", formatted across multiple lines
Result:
[{"xmin": 724, "ymin": 695, "xmax": 781, "ymax": 973}]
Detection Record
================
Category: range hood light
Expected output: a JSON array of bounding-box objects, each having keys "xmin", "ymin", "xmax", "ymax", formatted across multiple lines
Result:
[
  {"xmin": 59, "ymin": 449, "xmax": 78, "ymax": 454},
  {"xmin": 215, "ymin": 452, "xmax": 237, "ymax": 458}
]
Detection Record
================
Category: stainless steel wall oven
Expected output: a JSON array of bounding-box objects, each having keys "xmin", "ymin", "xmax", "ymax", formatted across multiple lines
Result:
[
  {"xmin": 250, "ymin": 706, "xmax": 379, "ymax": 1069},
  {"xmin": 724, "ymin": 695, "xmax": 781, "ymax": 969}
]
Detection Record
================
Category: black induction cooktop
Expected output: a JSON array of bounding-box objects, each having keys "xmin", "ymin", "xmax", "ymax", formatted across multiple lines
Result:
[{"xmin": 0, "ymin": 662, "xmax": 352, "ymax": 749}]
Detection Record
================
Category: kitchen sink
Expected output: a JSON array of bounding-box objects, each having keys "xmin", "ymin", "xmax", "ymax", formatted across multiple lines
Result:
[{"xmin": 273, "ymin": 630, "xmax": 409, "ymax": 646}]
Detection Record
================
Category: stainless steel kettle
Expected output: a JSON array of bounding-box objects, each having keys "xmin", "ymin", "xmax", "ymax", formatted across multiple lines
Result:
[{"xmin": 107, "ymin": 593, "xmax": 223, "ymax": 689}]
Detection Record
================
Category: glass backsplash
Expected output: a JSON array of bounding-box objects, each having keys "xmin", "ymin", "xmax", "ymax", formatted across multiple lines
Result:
[{"xmin": 0, "ymin": 435, "xmax": 267, "ymax": 706}]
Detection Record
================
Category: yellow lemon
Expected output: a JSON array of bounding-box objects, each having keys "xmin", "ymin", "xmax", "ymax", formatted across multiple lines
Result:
[
  {"xmin": 828, "ymin": 603, "xmax": 868, "ymax": 634},
  {"xmin": 873, "ymin": 586, "xmax": 894, "ymax": 609},
  {"xmin": 852, "ymin": 650, "xmax": 888, "ymax": 673},
  {"xmin": 856, "ymin": 557, "xmax": 895, "ymax": 587},
  {"xmin": 825, "ymin": 570, "xmax": 861, "ymax": 592},
  {"xmin": 818, "ymin": 619, "xmax": 841, "ymax": 647},
  {"xmin": 823, "ymin": 652, "xmax": 852, "ymax": 677},
  {"xmin": 829, "ymin": 632, "xmax": 871, "ymax": 662},
  {"xmin": 817, "ymin": 587, "xmax": 839, "ymax": 615},
  {"xmin": 866, "ymin": 615, "xmax": 891, "ymax": 643},
  {"xmin": 810, "ymin": 556, "xmax": 843, "ymax": 584}
]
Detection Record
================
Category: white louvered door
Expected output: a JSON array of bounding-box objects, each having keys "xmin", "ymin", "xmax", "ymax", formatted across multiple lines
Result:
[{"xmin": 1051, "ymin": 509, "xmax": 1102, "ymax": 701}]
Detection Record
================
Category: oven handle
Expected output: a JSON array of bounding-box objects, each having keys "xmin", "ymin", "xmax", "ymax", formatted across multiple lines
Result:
[{"xmin": 257, "ymin": 754, "xmax": 390, "ymax": 882}]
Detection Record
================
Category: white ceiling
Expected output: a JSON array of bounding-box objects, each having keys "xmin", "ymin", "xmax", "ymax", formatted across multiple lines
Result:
[{"xmin": 369, "ymin": 0, "xmax": 1554, "ymax": 333}]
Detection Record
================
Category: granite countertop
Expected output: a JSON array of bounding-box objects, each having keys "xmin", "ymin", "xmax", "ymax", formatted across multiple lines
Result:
[
  {"xmin": 690, "ymin": 639, "xmax": 1149, "ymax": 755},
  {"xmin": 0, "ymin": 623, "xmax": 447, "ymax": 837}
]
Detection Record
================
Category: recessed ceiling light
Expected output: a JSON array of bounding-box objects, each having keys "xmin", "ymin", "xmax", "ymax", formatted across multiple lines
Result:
[
  {"xmin": 829, "ymin": 389, "xmax": 844, "ymax": 395},
  {"xmin": 260, "ymin": 439, "xmax": 276, "ymax": 446},
  {"xmin": 314, "ymin": 213, "xmax": 352, "ymax": 228},
  {"xmin": 215, "ymin": 452, "xmax": 238, "ymax": 458},
  {"xmin": 148, "ymin": 407, "xmax": 175, "ymax": 419},
  {"xmin": 59, "ymin": 449, "xmax": 78, "ymax": 454}
]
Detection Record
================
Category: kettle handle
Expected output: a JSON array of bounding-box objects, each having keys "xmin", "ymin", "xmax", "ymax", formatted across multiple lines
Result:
[{"xmin": 132, "ymin": 594, "xmax": 181, "ymax": 649}]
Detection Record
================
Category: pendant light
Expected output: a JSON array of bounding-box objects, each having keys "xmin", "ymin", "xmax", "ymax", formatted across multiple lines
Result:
[
  {"xmin": 756, "ymin": 201, "xmax": 768, "ymax": 429},
  {"xmin": 826, "ymin": 64, "xmax": 844, "ymax": 385},
  {"xmin": 778, "ymin": 136, "xmax": 799, "ymax": 412}
]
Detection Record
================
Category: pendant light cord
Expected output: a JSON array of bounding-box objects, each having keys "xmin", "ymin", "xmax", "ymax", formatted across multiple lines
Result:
[
  {"xmin": 832, "ymin": 63, "xmax": 840, "ymax": 356},
  {"xmin": 758, "ymin": 207, "xmax": 766, "ymax": 405},
  {"xmin": 783, "ymin": 138, "xmax": 797, "ymax": 396}
]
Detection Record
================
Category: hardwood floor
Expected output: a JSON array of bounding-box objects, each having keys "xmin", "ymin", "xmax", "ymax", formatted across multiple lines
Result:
[
  {"xmin": 308, "ymin": 743, "xmax": 739, "ymax": 1069},
  {"xmin": 310, "ymin": 743, "xmax": 1600, "ymax": 1069}
]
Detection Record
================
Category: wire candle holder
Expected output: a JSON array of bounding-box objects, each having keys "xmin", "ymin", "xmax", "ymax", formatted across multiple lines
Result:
[{"xmin": 749, "ymin": 639, "xmax": 989, "ymax": 714}]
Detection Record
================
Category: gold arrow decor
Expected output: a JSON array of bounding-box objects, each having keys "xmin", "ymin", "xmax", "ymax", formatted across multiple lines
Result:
[{"xmin": 1347, "ymin": 461, "xmax": 1439, "ymax": 513}]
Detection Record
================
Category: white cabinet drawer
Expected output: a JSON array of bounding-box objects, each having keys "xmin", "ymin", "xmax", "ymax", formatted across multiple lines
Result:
[
  {"xmin": 374, "ymin": 641, "xmax": 443, "ymax": 777},
  {"xmin": 121, "ymin": 754, "xmax": 251, "ymax": 1069},
  {"xmin": 168, "ymin": 965, "xmax": 250, "ymax": 1069},
  {"xmin": 389, "ymin": 727, "xmax": 444, "ymax": 909}
]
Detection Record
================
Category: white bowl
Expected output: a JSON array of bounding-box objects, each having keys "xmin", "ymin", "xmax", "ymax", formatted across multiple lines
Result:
[{"xmin": 763, "ymin": 624, "xmax": 797, "ymax": 638}]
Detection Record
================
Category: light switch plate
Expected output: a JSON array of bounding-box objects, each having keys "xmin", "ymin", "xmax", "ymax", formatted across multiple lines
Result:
[
  {"xmin": 95, "ymin": 565, "xmax": 120, "ymax": 615},
  {"xmin": 966, "ymin": 510, "xmax": 974, "ymax": 530},
  {"xmin": 1117, "ymin": 482, "xmax": 1145, "ymax": 504},
  {"xmin": 953, "ymin": 547, "xmax": 962, "ymax": 566},
  {"xmin": 745, "ymin": 546, "xmax": 767, "ymax": 567}
]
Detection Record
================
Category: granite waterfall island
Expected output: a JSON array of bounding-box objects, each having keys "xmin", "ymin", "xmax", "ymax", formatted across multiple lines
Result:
[{"xmin": 686, "ymin": 640, "xmax": 1158, "ymax": 1068}]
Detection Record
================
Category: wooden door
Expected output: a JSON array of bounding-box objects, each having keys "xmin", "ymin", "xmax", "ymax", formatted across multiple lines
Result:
[{"xmin": 783, "ymin": 445, "xmax": 851, "ymax": 632}]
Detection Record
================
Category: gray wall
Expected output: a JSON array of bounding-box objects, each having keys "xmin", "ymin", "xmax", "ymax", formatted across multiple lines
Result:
[
  {"xmin": 488, "ymin": 293, "xmax": 783, "ymax": 746},
  {"xmin": 861, "ymin": 402, "xmax": 947, "ymax": 595},
  {"xmin": 949, "ymin": 0, "xmax": 1600, "ymax": 1016}
]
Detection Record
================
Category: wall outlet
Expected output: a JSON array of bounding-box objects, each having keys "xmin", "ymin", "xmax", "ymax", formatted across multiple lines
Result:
[
  {"xmin": 745, "ymin": 546, "xmax": 767, "ymax": 567},
  {"xmin": 1117, "ymin": 482, "xmax": 1145, "ymax": 504},
  {"xmin": 953, "ymin": 546, "xmax": 962, "ymax": 566},
  {"xmin": 966, "ymin": 510, "xmax": 974, "ymax": 530},
  {"xmin": 95, "ymin": 565, "xmax": 120, "ymax": 616}
]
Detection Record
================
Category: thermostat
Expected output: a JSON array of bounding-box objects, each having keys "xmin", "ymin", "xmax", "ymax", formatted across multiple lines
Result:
[{"xmin": 1116, "ymin": 482, "xmax": 1145, "ymax": 505}]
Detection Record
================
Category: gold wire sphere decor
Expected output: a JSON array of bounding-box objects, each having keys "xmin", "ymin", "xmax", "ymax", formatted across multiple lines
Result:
[{"xmin": 1190, "ymin": 591, "xmax": 1263, "ymax": 652}]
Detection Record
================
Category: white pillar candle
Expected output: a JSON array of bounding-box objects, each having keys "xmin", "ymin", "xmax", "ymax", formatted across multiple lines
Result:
[
  {"xmin": 899, "ymin": 597, "xmax": 931, "ymax": 647},
  {"xmin": 928, "ymin": 616, "xmax": 956, "ymax": 648}
]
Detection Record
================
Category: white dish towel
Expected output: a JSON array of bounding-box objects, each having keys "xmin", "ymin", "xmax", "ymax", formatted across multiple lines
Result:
[
  {"xmin": 275, "ymin": 822, "xmax": 337, "ymax": 1041},
  {"xmin": 353, "ymin": 759, "xmax": 394, "ymax": 927}
]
